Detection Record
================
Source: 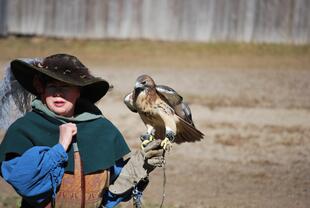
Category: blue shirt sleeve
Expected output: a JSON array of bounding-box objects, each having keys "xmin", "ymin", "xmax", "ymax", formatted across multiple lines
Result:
[{"xmin": 0, "ymin": 144, "xmax": 68, "ymax": 204}]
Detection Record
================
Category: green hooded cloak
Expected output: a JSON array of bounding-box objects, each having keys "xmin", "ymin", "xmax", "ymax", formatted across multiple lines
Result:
[{"xmin": 0, "ymin": 99, "xmax": 130, "ymax": 174}]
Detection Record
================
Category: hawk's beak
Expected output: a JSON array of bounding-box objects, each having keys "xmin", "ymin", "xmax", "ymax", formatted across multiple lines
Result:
[{"xmin": 135, "ymin": 82, "xmax": 144, "ymax": 90}]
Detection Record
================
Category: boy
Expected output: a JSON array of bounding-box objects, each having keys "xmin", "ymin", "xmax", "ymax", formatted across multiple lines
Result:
[{"xmin": 0, "ymin": 54, "xmax": 164, "ymax": 208}]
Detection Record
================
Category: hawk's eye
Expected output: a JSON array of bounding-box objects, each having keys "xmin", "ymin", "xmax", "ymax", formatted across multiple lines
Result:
[{"xmin": 141, "ymin": 81, "xmax": 147, "ymax": 85}]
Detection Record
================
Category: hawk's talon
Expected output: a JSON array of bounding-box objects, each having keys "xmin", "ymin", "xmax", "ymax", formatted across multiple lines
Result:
[
  {"xmin": 140, "ymin": 133, "xmax": 154, "ymax": 142},
  {"xmin": 140, "ymin": 134, "xmax": 155, "ymax": 149},
  {"xmin": 161, "ymin": 137, "xmax": 172, "ymax": 151}
]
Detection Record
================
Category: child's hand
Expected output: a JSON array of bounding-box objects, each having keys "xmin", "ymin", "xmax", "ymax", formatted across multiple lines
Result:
[{"xmin": 59, "ymin": 123, "xmax": 77, "ymax": 151}]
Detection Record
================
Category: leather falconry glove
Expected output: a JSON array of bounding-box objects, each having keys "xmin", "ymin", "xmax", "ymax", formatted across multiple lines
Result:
[{"xmin": 108, "ymin": 140, "xmax": 165, "ymax": 195}]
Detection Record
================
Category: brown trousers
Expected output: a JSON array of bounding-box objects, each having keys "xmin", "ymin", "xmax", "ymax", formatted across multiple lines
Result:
[{"xmin": 46, "ymin": 152, "xmax": 109, "ymax": 208}]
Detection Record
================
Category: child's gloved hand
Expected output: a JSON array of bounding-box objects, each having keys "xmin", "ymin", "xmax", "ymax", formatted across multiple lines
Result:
[
  {"xmin": 141, "ymin": 140, "xmax": 165, "ymax": 172},
  {"xmin": 108, "ymin": 139, "xmax": 166, "ymax": 195}
]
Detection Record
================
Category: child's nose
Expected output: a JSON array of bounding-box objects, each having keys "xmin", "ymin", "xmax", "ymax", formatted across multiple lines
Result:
[
  {"xmin": 55, "ymin": 88, "xmax": 65, "ymax": 95},
  {"xmin": 48, "ymin": 87, "xmax": 64, "ymax": 96},
  {"xmin": 53, "ymin": 90, "xmax": 63, "ymax": 97}
]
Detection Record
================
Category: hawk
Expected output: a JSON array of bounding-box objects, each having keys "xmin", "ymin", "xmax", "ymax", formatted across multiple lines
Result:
[{"xmin": 124, "ymin": 74, "xmax": 204, "ymax": 149}]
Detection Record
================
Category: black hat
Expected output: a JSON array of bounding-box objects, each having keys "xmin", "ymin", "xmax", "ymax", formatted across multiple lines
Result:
[{"xmin": 10, "ymin": 54, "xmax": 110, "ymax": 103}]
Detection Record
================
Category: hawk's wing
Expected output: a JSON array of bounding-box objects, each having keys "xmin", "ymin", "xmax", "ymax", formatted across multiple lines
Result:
[
  {"xmin": 156, "ymin": 85, "xmax": 183, "ymax": 106},
  {"xmin": 175, "ymin": 102, "xmax": 195, "ymax": 127},
  {"xmin": 156, "ymin": 85, "xmax": 194, "ymax": 126},
  {"xmin": 123, "ymin": 92, "xmax": 137, "ymax": 113}
]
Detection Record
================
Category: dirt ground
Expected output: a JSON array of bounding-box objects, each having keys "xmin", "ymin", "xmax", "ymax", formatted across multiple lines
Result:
[
  {"xmin": 94, "ymin": 67, "xmax": 310, "ymax": 208},
  {"xmin": 0, "ymin": 39, "xmax": 310, "ymax": 208}
]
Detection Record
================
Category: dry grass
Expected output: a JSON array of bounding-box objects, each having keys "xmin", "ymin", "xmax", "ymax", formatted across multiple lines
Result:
[{"xmin": 0, "ymin": 36, "xmax": 309, "ymax": 73}]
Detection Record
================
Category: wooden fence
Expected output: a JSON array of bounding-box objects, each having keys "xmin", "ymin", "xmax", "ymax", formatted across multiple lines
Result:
[{"xmin": 0, "ymin": 0, "xmax": 309, "ymax": 44}]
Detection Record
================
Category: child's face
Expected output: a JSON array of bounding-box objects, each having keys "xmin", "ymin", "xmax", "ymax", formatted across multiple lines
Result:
[{"xmin": 41, "ymin": 80, "xmax": 80, "ymax": 117}]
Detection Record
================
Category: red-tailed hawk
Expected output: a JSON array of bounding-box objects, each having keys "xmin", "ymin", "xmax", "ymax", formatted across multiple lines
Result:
[{"xmin": 124, "ymin": 74, "xmax": 204, "ymax": 149}]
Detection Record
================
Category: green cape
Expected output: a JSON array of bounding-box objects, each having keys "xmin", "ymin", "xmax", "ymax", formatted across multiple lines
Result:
[{"xmin": 0, "ymin": 102, "xmax": 130, "ymax": 174}]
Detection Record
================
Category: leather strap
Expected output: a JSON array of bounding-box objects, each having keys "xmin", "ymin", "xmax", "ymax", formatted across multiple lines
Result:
[{"xmin": 46, "ymin": 151, "xmax": 109, "ymax": 208}]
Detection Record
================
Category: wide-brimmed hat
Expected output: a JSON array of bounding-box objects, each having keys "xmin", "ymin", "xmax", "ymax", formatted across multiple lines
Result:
[{"xmin": 10, "ymin": 53, "xmax": 110, "ymax": 103}]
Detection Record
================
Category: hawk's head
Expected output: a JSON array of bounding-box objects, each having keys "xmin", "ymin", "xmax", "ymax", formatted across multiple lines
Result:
[{"xmin": 134, "ymin": 74, "xmax": 156, "ymax": 94}]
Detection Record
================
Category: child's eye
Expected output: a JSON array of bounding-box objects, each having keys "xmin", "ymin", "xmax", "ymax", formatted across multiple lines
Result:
[
  {"xmin": 46, "ymin": 85, "xmax": 57, "ymax": 89},
  {"xmin": 46, "ymin": 85, "xmax": 69, "ymax": 89}
]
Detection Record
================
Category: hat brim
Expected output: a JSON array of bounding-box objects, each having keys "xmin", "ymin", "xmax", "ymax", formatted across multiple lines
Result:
[{"xmin": 11, "ymin": 59, "xmax": 110, "ymax": 103}]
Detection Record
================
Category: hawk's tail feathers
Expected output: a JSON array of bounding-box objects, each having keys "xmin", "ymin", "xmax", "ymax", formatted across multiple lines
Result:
[{"xmin": 175, "ymin": 117, "xmax": 204, "ymax": 144}]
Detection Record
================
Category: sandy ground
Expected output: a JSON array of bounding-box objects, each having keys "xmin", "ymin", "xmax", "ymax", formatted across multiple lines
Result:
[
  {"xmin": 1, "ymin": 63, "xmax": 310, "ymax": 207},
  {"xmin": 96, "ymin": 67, "xmax": 310, "ymax": 208}
]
